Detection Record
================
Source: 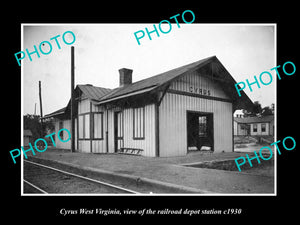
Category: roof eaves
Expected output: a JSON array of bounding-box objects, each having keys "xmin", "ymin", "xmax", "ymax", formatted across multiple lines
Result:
[{"xmin": 95, "ymin": 85, "xmax": 158, "ymax": 105}]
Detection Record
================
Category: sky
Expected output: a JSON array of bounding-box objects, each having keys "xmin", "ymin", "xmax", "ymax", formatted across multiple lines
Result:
[{"xmin": 22, "ymin": 24, "xmax": 275, "ymax": 116}]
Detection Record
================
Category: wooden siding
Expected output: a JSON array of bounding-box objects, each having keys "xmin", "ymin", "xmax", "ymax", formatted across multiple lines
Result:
[
  {"xmin": 234, "ymin": 121, "xmax": 249, "ymax": 136},
  {"xmin": 77, "ymin": 98, "xmax": 107, "ymax": 153},
  {"xmin": 169, "ymin": 70, "xmax": 231, "ymax": 100},
  {"xmin": 159, "ymin": 71, "xmax": 233, "ymax": 157},
  {"xmin": 78, "ymin": 140, "xmax": 90, "ymax": 153},
  {"xmin": 90, "ymin": 104, "xmax": 106, "ymax": 153},
  {"xmin": 78, "ymin": 98, "xmax": 90, "ymax": 114},
  {"xmin": 54, "ymin": 118, "xmax": 77, "ymax": 150},
  {"xmin": 120, "ymin": 104, "xmax": 156, "ymax": 157},
  {"xmin": 250, "ymin": 122, "xmax": 271, "ymax": 136}
]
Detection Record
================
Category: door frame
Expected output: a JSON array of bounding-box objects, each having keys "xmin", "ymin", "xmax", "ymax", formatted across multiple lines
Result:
[
  {"xmin": 114, "ymin": 111, "xmax": 123, "ymax": 153},
  {"xmin": 186, "ymin": 110, "xmax": 214, "ymax": 152}
]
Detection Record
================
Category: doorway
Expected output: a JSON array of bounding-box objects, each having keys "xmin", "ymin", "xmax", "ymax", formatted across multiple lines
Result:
[
  {"xmin": 187, "ymin": 111, "xmax": 214, "ymax": 152},
  {"xmin": 114, "ymin": 111, "xmax": 123, "ymax": 153}
]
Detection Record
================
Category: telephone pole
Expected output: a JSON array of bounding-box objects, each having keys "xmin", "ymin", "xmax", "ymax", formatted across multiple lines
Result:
[
  {"xmin": 71, "ymin": 46, "xmax": 75, "ymax": 153},
  {"xmin": 39, "ymin": 81, "xmax": 44, "ymax": 138}
]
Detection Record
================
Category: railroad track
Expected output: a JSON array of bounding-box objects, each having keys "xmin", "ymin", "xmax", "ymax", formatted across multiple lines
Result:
[{"xmin": 23, "ymin": 160, "xmax": 140, "ymax": 194}]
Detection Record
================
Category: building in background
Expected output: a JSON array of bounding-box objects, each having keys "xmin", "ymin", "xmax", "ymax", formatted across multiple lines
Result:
[
  {"xmin": 234, "ymin": 115, "xmax": 274, "ymax": 136},
  {"xmin": 23, "ymin": 129, "xmax": 33, "ymax": 147}
]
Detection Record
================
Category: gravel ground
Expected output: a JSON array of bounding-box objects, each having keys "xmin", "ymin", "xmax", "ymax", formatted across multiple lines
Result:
[
  {"xmin": 24, "ymin": 161, "xmax": 129, "ymax": 194},
  {"xmin": 24, "ymin": 148, "xmax": 275, "ymax": 194}
]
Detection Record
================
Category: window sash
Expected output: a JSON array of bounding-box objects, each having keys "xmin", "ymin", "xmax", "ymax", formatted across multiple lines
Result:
[
  {"xmin": 93, "ymin": 113, "xmax": 103, "ymax": 139},
  {"xmin": 261, "ymin": 123, "xmax": 266, "ymax": 132},
  {"xmin": 78, "ymin": 114, "xmax": 90, "ymax": 139},
  {"xmin": 117, "ymin": 112, "xmax": 123, "ymax": 138},
  {"xmin": 253, "ymin": 124, "xmax": 257, "ymax": 132},
  {"xmin": 79, "ymin": 112, "xmax": 103, "ymax": 140},
  {"xmin": 133, "ymin": 107, "xmax": 145, "ymax": 139}
]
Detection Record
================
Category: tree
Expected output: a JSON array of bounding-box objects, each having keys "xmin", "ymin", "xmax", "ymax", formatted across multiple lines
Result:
[
  {"xmin": 243, "ymin": 101, "xmax": 262, "ymax": 117},
  {"xmin": 261, "ymin": 106, "xmax": 273, "ymax": 116},
  {"xmin": 242, "ymin": 102, "xmax": 274, "ymax": 117},
  {"xmin": 23, "ymin": 114, "xmax": 54, "ymax": 140}
]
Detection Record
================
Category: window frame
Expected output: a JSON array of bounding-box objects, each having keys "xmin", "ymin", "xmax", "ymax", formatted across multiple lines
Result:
[
  {"xmin": 261, "ymin": 123, "xmax": 266, "ymax": 132},
  {"xmin": 133, "ymin": 107, "xmax": 145, "ymax": 140},
  {"xmin": 253, "ymin": 123, "xmax": 257, "ymax": 132},
  {"xmin": 78, "ymin": 113, "xmax": 90, "ymax": 140},
  {"xmin": 92, "ymin": 112, "xmax": 104, "ymax": 140},
  {"xmin": 59, "ymin": 121, "xmax": 64, "ymax": 140}
]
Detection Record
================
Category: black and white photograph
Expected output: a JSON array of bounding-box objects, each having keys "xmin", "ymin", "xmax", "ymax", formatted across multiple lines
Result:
[
  {"xmin": 4, "ymin": 4, "xmax": 298, "ymax": 220},
  {"xmin": 21, "ymin": 24, "xmax": 276, "ymax": 195}
]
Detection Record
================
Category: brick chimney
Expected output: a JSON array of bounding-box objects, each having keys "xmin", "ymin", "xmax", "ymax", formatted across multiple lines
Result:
[{"xmin": 119, "ymin": 68, "xmax": 132, "ymax": 87}]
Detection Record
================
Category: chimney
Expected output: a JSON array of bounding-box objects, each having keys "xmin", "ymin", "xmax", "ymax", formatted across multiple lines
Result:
[{"xmin": 119, "ymin": 68, "xmax": 132, "ymax": 87}]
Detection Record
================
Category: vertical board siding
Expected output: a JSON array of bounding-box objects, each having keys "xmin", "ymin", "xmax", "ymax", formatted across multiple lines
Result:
[
  {"xmin": 78, "ymin": 99, "xmax": 90, "ymax": 114},
  {"xmin": 107, "ymin": 109, "xmax": 115, "ymax": 153},
  {"xmin": 90, "ymin": 105, "xmax": 106, "ymax": 153},
  {"xmin": 54, "ymin": 119, "xmax": 69, "ymax": 149},
  {"xmin": 54, "ymin": 119, "xmax": 77, "ymax": 150},
  {"xmin": 122, "ymin": 104, "xmax": 156, "ymax": 157},
  {"xmin": 78, "ymin": 99, "xmax": 107, "ymax": 153},
  {"xmin": 78, "ymin": 140, "xmax": 90, "ymax": 153},
  {"xmin": 78, "ymin": 99, "xmax": 90, "ymax": 153},
  {"xmin": 170, "ymin": 70, "xmax": 231, "ymax": 100},
  {"xmin": 159, "ymin": 70, "xmax": 233, "ymax": 157},
  {"xmin": 160, "ymin": 93, "xmax": 232, "ymax": 156}
]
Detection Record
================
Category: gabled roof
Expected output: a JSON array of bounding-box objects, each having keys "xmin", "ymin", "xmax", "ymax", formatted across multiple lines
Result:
[
  {"xmin": 45, "ymin": 55, "xmax": 254, "ymax": 118},
  {"xmin": 77, "ymin": 84, "xmax": 111, "ymax": 101},
  {"xmin": 234, "ymin": 115, "xmax": 274, "ymax": 124},
  {"xmin": 44, "ymin": 85, "xmax": 111, "ymax": 119},
  {"xmin": 44, "ymin": 106, "xmax": 67, "ymax": 118},
  {"xmin": 97, "ymin": 56, "xmax": 215, "ymax": 103},
  {"xmin": 95, "ymin": 55, "xmax": 253, "ymax": 110}
]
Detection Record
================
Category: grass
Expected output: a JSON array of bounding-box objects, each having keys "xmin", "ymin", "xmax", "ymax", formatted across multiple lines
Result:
[{"xmin": 183, "ymin": 158, "xmax": 274, "ymax": 177}]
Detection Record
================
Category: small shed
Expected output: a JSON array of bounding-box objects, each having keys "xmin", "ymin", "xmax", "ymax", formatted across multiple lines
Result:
[{"xmin": 24, "ymin": 129, "xmax": 33, "ymax": 147}]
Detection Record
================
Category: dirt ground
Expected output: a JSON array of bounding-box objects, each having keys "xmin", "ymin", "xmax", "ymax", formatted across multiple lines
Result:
[{"xmin": 24, "ymin": 148, "xmax": 275, "ymax": 194}]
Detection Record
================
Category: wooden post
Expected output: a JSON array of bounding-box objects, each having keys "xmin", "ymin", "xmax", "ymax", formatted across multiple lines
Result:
[
  {"xmin": 39, "ymin": 81, "xmax": 44, "ymax": 138},
  {"xmin": 71, "ymin": 46, "xmax": 75, "ymax": 153}
]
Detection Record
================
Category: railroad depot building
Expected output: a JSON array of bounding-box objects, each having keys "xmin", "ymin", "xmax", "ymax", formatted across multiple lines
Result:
[{"xmin": 45, "ymin": 56, "xmax": 253, "ymax": 157}]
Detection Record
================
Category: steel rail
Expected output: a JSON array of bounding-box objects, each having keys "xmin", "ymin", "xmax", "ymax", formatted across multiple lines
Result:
[
  {"xmin": 24, "ymin": 179, "xmax": 48, "ymax": 194},
  {"xmin": 24, "ymin": 159, "xmax": 140, "ymax": 194}
]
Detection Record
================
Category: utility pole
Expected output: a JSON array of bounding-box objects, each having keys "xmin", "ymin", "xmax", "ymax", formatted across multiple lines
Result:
[
  {"xmin": 71, "ymin": 46, "xmax": 75, "ymax": 153},
  {"xmin": 39, "ymin": 81, "xmax": 44, "ymax": 139}
]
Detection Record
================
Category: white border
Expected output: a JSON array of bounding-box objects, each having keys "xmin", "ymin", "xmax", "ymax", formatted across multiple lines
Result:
[{"xmin": 20, "ymin": 23, "xmax": 277, "ymax": 197}]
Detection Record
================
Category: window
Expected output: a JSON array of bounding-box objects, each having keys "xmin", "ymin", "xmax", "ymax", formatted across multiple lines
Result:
[
  {"xmin": 253, "ymin": 124, "xmax": 257, "ymax": 132},
  {"xmin": 241, "ymin": 124, "xmax": 246, "ymax": 130},
  {"xmin": 59, "ymin": 121, "xmax": 64, "ymax": 139},
  {"xmin": 261, "ymin": 123, "xmax": 266, "ymax": 132},
  {"xmin": 93, "ymin": 113, "xmax": 103, "ymax": 139},
  {"xmin": 78, "ymin": 114, "xmax": 90, "ymax": 139},
  {"xmin": 198, "ymin": 116, "xmax": 207, "ymax": 137},
  {"xmin": 116, "ymin": 111, "xmax": 123, "ymax": 138},
  {"xmin": 133, "ymin": 107, "xmax": 145, "ymax": 139}
]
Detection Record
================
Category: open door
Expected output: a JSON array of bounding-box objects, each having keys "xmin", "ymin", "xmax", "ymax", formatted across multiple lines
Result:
[
  {"xmin": 114, "ymin": 111, "xmax": 123, "ymax": 153},
  {"xmin": 187, "ymin": 111, "xmax": 214, "ymax": 151}
]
